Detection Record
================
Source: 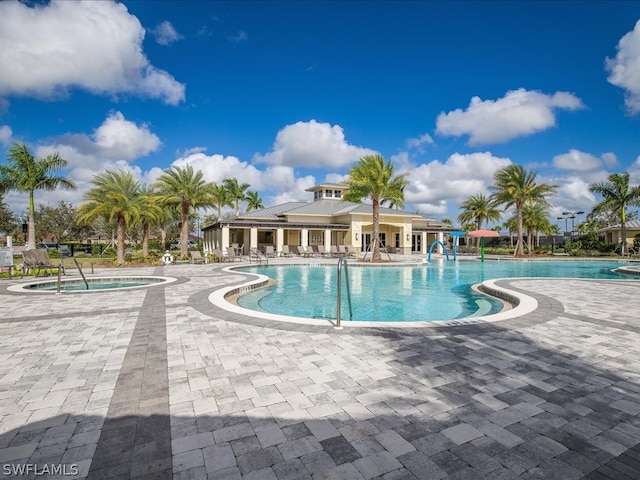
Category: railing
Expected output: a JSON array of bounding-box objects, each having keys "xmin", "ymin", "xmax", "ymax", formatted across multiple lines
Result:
[
  {"xmin": 335, "ymin": 257, "xmax": 353, "ymax": 328},
  {"xmin": 57, "ymin": 257, "xmax": 88, "ymax": 293},
  {"xmin": 249, "ymin": 248, "xmax": 268, "ymax": 265}
]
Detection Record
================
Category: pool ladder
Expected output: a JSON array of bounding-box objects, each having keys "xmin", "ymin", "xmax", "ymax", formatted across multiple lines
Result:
[
  {"xmin": 335, "ymin": 258, "xmax": 353, "ymax": 329},
  {"xmin": 56, "ymin": 257, "xmax": 88, "ymax": 293}
]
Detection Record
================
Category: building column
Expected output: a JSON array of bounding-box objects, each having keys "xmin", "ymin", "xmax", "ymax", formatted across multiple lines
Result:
[
  {"xmin": 276, "ymin": 228, "xmax": 284, "ymax": 256},
  {"xmin": 250, "ymin": 227, "xmax": 258, "ymax": 252},
  {"xmin": 301, "ymin": 229, "xmax": 308, "ymax": 248},
  {"xmin": 402, "ymin": 226, "xmax": 412, "ymax": 255},
  {"xmin": 221, "ymin": 226, "xmax": 230, "ymax": 252},
  {"xmin": 324, "ymin": 229, "xmax": 331, "ymax": 254},
  {"xmin": 421, "ymin": 232, "xmax": 428, "ymax": 255},
  {"xmin": 353, "ymin": 222, "xmax": 362, "ymax": 251},
  {"xmin": 437, "ymin": 231, "xmax": 444, "ymax": 254}
]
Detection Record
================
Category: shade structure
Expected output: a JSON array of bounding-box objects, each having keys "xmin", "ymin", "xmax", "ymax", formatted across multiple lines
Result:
[
  {"xmin": 467, "ymin": 230, "xmax": 500, "ymax": 261},
  {"xmin": 467, "ymin": 229, "xmax": 500, "ymax": 238}
]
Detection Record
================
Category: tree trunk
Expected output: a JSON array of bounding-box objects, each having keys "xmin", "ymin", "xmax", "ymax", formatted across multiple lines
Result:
[
  {"xmin": 621, "ymin": 220, "xmax": 627, "ymax": 256},
  {"xmin": 180, "ymin": 201, "xmax": 190, "ymax": 259},
  {"xmin": 117, "ymin": 215, "xmax": 125, "ymax": 264},
  {"xmin": 161, "ymin": 226, "xmax": 167, "ymax": 250},
  {"xmin": 514, "ymin": 204, "xmax": 525, "ymax": 256},
  {"xmin": 142, "ymin": 222, "xmax": 149, "ymax": 258},
  {"xmin": 28, "ymin": 191, "xmax": 36, "ymax": 249},
  {"xmin": 372, "ymin": 198, "xmax": 381, "ymax": 261}
]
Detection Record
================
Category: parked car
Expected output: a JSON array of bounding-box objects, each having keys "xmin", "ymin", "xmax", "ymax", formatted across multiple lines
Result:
[
  {"xmin": 170, "ymin": 240, "xmax": 198, "ymax": 249},
  {"xmin": 37, "ymin": 242, "xmax": 72, "ymax": 256}
]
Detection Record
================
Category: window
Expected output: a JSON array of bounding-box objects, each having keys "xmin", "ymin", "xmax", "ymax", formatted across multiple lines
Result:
[
  {"xmin": 334, "ymin": 190, "xmax": 341, "ymax": 198},
  {"xmin": 394, "ymin": 233, "xmax": 400, "ymax": 248},
  {"xmin": 325, "ymin": 189, "xmax": 333, "ymax": 198}
]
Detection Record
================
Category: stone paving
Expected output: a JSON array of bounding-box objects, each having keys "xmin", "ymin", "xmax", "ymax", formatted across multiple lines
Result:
[{"xmin": 1, "ymin": 257, "xmax": 640, "ymax": 479}]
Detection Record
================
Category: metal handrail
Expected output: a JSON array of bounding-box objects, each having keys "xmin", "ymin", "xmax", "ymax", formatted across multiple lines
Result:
[
  {"xmin": 336, "ymin": 257, "xmax": 353, "ymax": 328},
  {"xmin": 56, "ymin": 257, "xmax": 89, "ymax": 293},
  {"xmin": 70, "ymin": 257, "xmax": 89, "ymax": 290},
  {"xmin": 249, "ymin": 248, "xmax": 268, "ymax": 265}
]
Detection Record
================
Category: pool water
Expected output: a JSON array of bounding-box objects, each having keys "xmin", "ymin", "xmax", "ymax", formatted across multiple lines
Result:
[
  {"xmin": 237, "ymin": 261, "xmax": 637, "ymax": 322},
  {"xmin": 23, "ymin": 277, "xmax": 166, "ymax": 292}
]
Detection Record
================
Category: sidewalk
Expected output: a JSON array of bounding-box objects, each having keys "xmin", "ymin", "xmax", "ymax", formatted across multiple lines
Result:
[{"xmin": 1, "ymin": 261, "xmax": 640, "ymax": 479}]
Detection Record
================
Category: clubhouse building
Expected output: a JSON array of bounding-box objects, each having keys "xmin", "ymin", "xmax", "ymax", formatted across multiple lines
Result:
[{"xmin": 202, "ymin": 183, "xmax": 451, "ymax": 257}]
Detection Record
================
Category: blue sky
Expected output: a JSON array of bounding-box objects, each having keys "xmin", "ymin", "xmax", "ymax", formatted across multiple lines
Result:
[{"xmin": 1, "ymin": 0, "xmax": 640, "ymax": 228}]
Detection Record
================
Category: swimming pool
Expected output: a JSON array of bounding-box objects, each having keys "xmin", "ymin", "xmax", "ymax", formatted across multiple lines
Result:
[{"xmin": 236, "ymin": 260, "xmax": 638, "ymax": 322}]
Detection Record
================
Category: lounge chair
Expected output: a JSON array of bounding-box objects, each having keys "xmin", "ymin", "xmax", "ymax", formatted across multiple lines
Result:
[
  {"xmin": 345, "ymin": 245, "xmax": 357, "ymax": 258},
  {"xmin": 330, "ymin": 245, "xmax": 343, "ymax": 257},
  {"xmin": 264, "ymin": 245, "xmax": 276, "ymax": 257},
  {"xmin": 300, "ymin": 246, "xmax": 314, "ymax": 257},
  {"xmin": 226, "ymin": 247, "xmax": 242, "ymax": 262},
  {"xmin": 22, "ymin": 249, "xmax": 64, "ymax": 277},
  {"xmin": 190, "ymin": 251, "xmax": 206, "ymax": 264},
  {"xmin": 21, "ymin": 250, "xmax": 40, "ymax": 277},
  {"xmin": 281, "ymin": 245, "xmax": 293, "ymax": 257},
  {"xmin": 211, "ymin": 248, "xmax": 228, "ymax": 262}
]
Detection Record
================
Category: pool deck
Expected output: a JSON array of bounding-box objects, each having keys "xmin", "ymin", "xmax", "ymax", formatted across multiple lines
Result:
[{"xmin": 1, "ymin": 256, "xmax": 640, "ymax": 479}]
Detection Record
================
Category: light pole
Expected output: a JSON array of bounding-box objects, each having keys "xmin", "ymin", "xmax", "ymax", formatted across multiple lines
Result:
[
  {"xmin": 557, "ymin": 215, "xmax": 569, "ymax": 236},
  {"xmin": 562, "ymin": 211, "xmax": 584, "ymax": 242}
]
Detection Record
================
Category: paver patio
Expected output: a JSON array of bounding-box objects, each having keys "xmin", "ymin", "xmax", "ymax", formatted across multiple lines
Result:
[{"xmin": 1, "ymin": 258, "xmax": 640, "ymax": 479}]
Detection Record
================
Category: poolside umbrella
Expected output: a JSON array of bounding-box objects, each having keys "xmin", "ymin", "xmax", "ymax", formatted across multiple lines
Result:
[{"xmin": 467, "ymin": 229, "xmax": 500, "ymax": 262}]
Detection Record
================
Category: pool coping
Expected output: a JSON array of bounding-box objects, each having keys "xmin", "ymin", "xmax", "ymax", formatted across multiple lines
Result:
[{"xmin": 7, "ymin": 275, "xmax": 178, "ymax": 293}]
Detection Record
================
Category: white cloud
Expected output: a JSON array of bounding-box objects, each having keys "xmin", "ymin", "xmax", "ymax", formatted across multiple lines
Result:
[
  {"xmin": 150, "ymin": 21, "xmax": 183, "ymax": 46},
  {"xmin": 606, "ymin": 19, "xmax": 640, "ymax": 114},
  {"xmin": 554, "ymin": 177, "xmax": 597, "ymax": 213},
  {"xmin": 435, "ymin": 88, "xmax": 584, "ymax": 145},
  {"xmin": 254, "ymin": 120, "xmax": 376, "ymax": 168},
  {"xmin": 228, "ymin": 30, "xmax": 248, "ymax": 43},
  {"xmin": 552, "ymin": 149, "xmax": 603, "ymax": 172},
  {"xmin": 404, "ymin": 152, "xmax": 512, "ymax": 217},
  {"xmin": 324, "ymin": 173, "xmax": 348, "ymax": 184},
  {"xmin": 265, "ymin": 175, "xmax": 317, "ymax": 206},
  {"xmin": 601, "ymin": 152, "xmax": 618, "ymax": 167},
  {"xmin": 0, "ymin": 0, "xmax": 185, "ymax": 105},
  {"xmin": 0, "ymin": 125, "xmax": 12, "ymax": 146},
  {"xmin": 406, "ymin": 133, "xmax": 434, "ymax": 150},
  {"xmin": 46, "ymin": 111, "xmax": 161, "ymax": 165},
  {"xmin": 94, "ymin": 112, "xmax": 162, "ymax": 159},
  {"xmin": 171, "ymin": 151, "xmax": 263, "ymax": 188}
]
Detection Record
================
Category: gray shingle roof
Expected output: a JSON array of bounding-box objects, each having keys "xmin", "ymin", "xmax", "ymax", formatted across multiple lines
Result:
[
  {"xmin": 281, "ymin": 200, "xmax": 359, "ymax": 216},
  {"xmin": 240, "ymin": 202, "xmax": 307, "ymax": 219},
  {"xmin": 601, "ymin": 219, "xmax": 640, "ymax": 230}
]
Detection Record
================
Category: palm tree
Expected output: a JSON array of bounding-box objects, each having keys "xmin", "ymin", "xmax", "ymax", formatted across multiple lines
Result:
[
  {"xmin": 457, "ymin": 193, "xmax": 502, "ymax": 248},
  {"xmin": 154, "ymin": 165, "xmax": 213, "ymax": 259},
  {"xmin": 589, "ymin": 172, "xmax": 640, "ymax": 256},
  {"xmin": 245, "ymin": 190, "xmax": 264, "ymax": 212},
  {"xmin": 135, "ymin": 185, "xmax": 163, "ymax": 258},
  {"xmin": 77, "ymin": 170, "xmax": 141, "ymax": 265},
  {"xmin": 521, "ymin": 202, "xmax": 552, "ymax": 253},
  {"xmin": 211, "ymin": 183, "xmax": 232, "ymax": 220},
  {"xmin": 342, "ymin": 154, "xmax": 408, "ymax": 261},
  {"xmin": 0, "ymin": 143, "xmax": 76, "ymax": 249},
  {"xmin": 223, "ymin": 178, "xmax": 250, "ymax": 216},
  {"xmin": 489, "ymin": 164, "xmax": 557, "ymax": 257}
]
